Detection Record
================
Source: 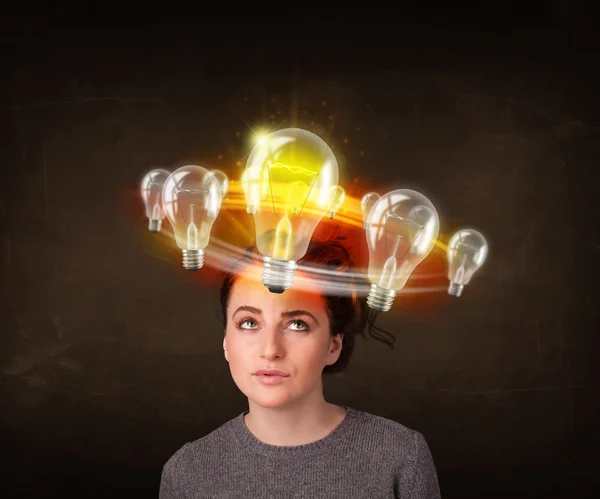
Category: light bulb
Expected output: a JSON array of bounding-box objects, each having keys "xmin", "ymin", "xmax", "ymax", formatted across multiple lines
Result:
[
  {"xmin": 446, "ymin": 228, "xmax": 488, "ymax": 297},
  {"xmin": 161, "ymin": 165, "xmax": 223, "ymax": 271},
  {"xmin": 210, "ymin": 169, "xmax": 229, "ymax": 197},
  {"xmin": 244, "ymin": 127, "xmax": 339, "ymax": 293},
  {"xmin": 327, "ymin": 185, "xmax": 345, "ymax": 219},
  {"xmin": 361, "ymin": 192, "xmax": 380, "ymax": 230},
  {"xmin": 140, "ymin": 168, "xmax": 170, "ymax": 232},
  {"xmin": 365, "ymin": 189, "xmax": 439, "ymax": 312}
]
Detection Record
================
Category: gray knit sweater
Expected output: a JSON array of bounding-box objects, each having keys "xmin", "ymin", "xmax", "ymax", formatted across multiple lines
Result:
[{"xmin": 159, "ymin": 406, "xmax": 441, "ymax": 498}]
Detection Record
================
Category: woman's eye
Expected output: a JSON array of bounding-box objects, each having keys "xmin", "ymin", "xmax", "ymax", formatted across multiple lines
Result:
[
  {"xmin": 288, "ymin": 320, "xmax": 310, "ymax": 331},
  {"xmin": 237, "ymin": 318, "xmax": 258, "ymax": 329}
]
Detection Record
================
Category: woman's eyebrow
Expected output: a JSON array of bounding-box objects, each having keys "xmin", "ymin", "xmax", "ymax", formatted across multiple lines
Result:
[
  {"xmin": 233, "ymin": 305, "xmax": 262, "ymax": 317},
  {"xmin": 281, "ymin": 310, "xmax": 319, "ymax": 326}
]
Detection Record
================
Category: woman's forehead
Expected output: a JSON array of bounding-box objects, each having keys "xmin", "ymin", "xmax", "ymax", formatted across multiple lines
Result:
[{"xmin": 228, "ymin": 267, "xmax": 326, "ymax": 310}]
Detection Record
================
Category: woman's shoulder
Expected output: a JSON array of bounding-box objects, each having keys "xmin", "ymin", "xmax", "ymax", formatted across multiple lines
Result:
[
  {"xmin": 160, "ymin": 415, "xmax": 244, "ymax": 496},
  {"xmin": 347, "ymin": 407, "xmax": 431, "ymax": 458},
  {"xmin": 163, "ymin": 414, "xmax": 241, "ymax": 470},
  {"xmin": 347, "ymin": 408, "xmax": 440, "ymax": 496},
  {"xmin": 349, "ymin": 406, "xmax": 421, "ymax": 435}
]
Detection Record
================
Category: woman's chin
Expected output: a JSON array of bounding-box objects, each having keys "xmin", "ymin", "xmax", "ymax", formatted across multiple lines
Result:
[{"xmin": 249, "ymin": 391, "xmax": 294, "ymax": 409}]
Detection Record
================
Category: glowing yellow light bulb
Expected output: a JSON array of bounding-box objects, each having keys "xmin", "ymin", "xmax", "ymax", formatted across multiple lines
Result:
[{"xmin": 244, "ymin": 128, "xmax": 339, "ymax": 292}]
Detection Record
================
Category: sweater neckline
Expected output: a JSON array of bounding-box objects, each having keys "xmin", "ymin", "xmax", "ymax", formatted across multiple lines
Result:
[{"xmin": 232, "ymin": 405, "xmax": 358, "ymax": 458}]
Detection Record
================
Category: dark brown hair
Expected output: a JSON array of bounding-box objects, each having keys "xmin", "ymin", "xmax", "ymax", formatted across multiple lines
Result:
[{"xmin": 219, "ymin": 238, "xmax": 395, "ymax": 375}]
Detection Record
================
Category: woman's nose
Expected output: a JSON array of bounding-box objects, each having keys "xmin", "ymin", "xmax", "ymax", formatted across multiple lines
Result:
[{"xmin": 260, "ymin": 326, "xmax": 285, "ymax": 360}]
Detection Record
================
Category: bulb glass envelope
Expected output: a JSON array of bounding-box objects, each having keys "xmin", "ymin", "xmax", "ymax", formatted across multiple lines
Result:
[
  {"xmin": 161, "ymin": 165, "xmax": 223, "ymax": 251},
  {"xmin": 447, "ymin": 229, "xmax": 488, "ymax": 286},
  {"xmin": 210, "ymin": 169, "xmax": 229, "ymax": 197},
  {"xmin": 141, "ymin": 168, "xmax": 170, "ymax": 220},
  {"xmin": 244, "ymin": 128, "xmax": 339, "ymax": 261},
  {"xmin": 365, "ymin": 189, "xmax": 439, "ymax": 291}
]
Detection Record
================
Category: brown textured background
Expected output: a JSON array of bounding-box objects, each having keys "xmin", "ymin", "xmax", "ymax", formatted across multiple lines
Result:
[{"xmin": 1, "ymin": 12, "xmax": 599, "ymax": 498}]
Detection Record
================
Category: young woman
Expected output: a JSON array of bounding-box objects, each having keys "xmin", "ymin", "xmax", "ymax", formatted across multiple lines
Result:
[{"xmin": 159, "ymin": 239, "xmax": 441, "ymax": 498}]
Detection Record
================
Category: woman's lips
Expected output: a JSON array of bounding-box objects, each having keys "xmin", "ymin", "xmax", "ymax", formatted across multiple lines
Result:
[{"xmin": 255, "ymin": 374, "xmax": 287, "ymax": 385}]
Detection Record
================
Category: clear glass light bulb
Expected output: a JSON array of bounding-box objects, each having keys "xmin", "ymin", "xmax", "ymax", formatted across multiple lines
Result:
[
  {"xmin": 446, "ymin": 228, "xmax": 489, "ymax": 297},
  {"xmin": 361, "ymin": 192, "xmax": 380, "ymax": 230},
  {"xmin": 244, "ymin": 127, "xmax": 339, "ymax": 293},
  {"xmin": 327, "ymin": 185, "xmax": 345, "ymax": 219},
  {"xmin": 161, "ymin": 165, "xmax": 223, "ymax": 271},
  {"xmin": 140, "ymin": 168, "xmax": 170, "ymax": 232},
  {"xmin": 365, "ymin": 189, "xmax": 439, "ymax": 312},
  {"xmin": 210, "ymin": 169, "xmax": 229, "ymax": 197}
]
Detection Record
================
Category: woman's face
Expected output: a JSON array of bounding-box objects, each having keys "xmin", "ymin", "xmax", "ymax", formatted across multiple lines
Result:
[{"xmin": 223, "ymin": 266, "xmax": 343, "ymax": 410}]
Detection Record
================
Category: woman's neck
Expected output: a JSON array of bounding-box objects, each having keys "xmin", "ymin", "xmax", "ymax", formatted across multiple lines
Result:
[{"xmin": 244, "ymin": 396, "xmax": 347, "ymax": 447}]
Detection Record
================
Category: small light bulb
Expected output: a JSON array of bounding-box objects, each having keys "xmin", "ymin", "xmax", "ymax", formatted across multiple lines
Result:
[
  {"xmin": 140, "ymin": 168, "xmax": 170, "ymax": 232},
  {"xmin": 446, "ymin": 229, "xmax": 489, "ymax": 297}
]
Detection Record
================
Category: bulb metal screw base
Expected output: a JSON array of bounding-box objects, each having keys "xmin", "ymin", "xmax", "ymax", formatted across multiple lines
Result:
[
  {"xmin": 448, "ymin": 282, "xmax": 464, "ymax": 297},
  {"xmin": 367, "ymin": 284, "xmax": 396, "ymax": 312},
  {"xmin": 182, "ymin": 249, "xmax": 204, "ymax": 271},
  {"xmin": 262, "ymin": 257, "xmax": 297, "ymax": 294},
  {"xmin": 148, "ymin": 219, "xmax": 162, "ymax": 232}
]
